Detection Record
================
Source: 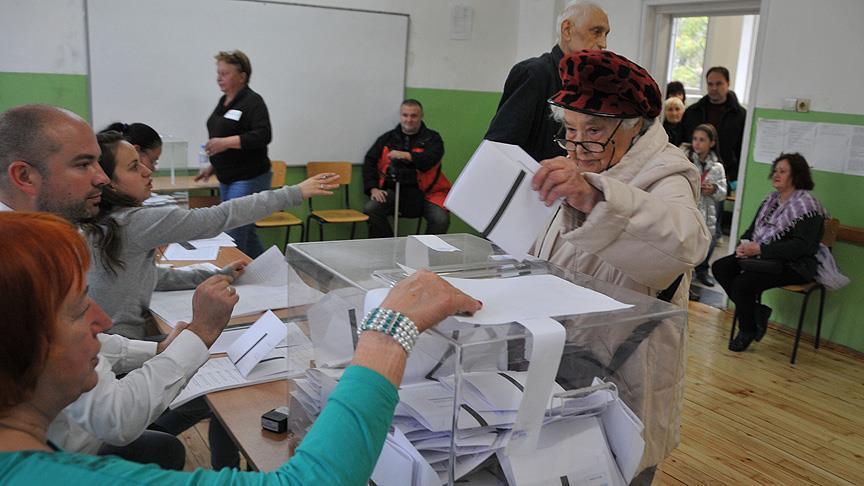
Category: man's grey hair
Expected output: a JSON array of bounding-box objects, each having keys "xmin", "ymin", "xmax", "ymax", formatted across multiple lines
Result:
[
  {"xmin": 555, "ymin": 1, "xmax": 604, "ymax": 43},
  {"xmin": 0, "ymin": 105, "xmax": 74, "ymax": 188}
]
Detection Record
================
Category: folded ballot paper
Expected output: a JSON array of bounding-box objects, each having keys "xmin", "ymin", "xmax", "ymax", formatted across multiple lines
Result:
[
  {"xmin": 150, "ymin": 246, "xmax": 324, "ymax": 327},
  {"xmin": 444, "ymin": 140, "xmax": 561, "ymax": 260},
  {"xmin": 169, "ymin": 311, "xmax": 312, "ymax": 408}
]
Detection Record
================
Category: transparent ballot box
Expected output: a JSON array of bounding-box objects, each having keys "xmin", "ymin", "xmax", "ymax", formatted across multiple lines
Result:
[{"xmin": 284, "ymin": 234, "xmax": 686, "ymax": 485}]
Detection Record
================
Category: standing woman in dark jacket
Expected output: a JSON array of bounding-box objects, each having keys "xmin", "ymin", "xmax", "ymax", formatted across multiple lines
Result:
[
  {"xmin": 713, "ymin": 153, "xmax": 826, "ymax": 352},
  {"xmin": 195, "ymin": 50, "xmax": 272, "ymax": 257}
]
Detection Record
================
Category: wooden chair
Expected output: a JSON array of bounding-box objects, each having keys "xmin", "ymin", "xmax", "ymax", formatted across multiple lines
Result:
[
  {"xmin": 303, "ymin": 161, "xmax": 368, "ymax": 241},
  {"xmin": 255, "ymin": 161, "xmax": 303, "ymax": 250},
  {"xmin": 729, "ymin": 218, "xmax": 841, "ymax": 364}
]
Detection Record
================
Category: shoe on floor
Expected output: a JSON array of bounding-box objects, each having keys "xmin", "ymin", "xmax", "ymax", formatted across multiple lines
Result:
[
  {"xmin": 729, "ymin": 331, "xmax": 755, "ymax": 352},
  {"xmin": 754, "ymin": 304, "xmax": 772, "ymax": 342},
  {"xmin": 689, "ymin": 287, "xmax": 700, "ymax": 301},
  {"xmin": 695, "ymin": 270, "xmax": 716, "ymax": 287}
]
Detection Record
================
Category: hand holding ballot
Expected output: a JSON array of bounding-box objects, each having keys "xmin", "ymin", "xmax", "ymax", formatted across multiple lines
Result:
[{"xmin": 533, "ymin": 156, "xmax": 603, "ymax": 212}]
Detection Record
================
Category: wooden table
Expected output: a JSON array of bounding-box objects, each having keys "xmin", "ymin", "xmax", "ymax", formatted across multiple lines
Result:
[
  {"xmin": 152, "ymin": 174, "xmax": 219, "ymax": 193},
  {"xmin": 155, "ymin": 245, "xmax": 308, "ymax": 470}
]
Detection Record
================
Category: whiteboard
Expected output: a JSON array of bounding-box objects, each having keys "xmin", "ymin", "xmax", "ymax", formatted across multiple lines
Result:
[{"xmin": 86, "ymin": 0, "xmax": 407, "ymax": 167}]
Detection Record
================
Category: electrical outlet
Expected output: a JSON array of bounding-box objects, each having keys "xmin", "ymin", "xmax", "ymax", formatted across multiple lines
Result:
[{"xmin": 796, "ymin": 98, "xmax": 811, "ymax": 112}]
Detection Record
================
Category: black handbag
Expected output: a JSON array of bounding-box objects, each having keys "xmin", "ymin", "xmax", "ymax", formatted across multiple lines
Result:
[{"xmin": 738, "ymin": 257, "xmax": 784, "ymax": 274}]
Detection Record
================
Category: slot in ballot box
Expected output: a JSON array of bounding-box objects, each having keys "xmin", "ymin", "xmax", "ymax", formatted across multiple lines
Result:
[{"xmin": 284, "ymin": 234, "xmax": 686, "ymax": 485}]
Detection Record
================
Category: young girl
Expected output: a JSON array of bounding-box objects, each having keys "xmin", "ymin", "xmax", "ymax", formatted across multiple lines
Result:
[
  {"xmin": 82, "ymin": 131, "xmax": 338, "ymax": 339},
  {"xmin": 681, "ymin": 123, "xmax": 727, "ymax": 287},
  {"xmin": 102, "ymin": 122, "xmax": 163, "ymax": 171}
]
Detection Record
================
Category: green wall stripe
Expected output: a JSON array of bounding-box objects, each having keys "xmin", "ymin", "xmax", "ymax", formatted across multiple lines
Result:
[{"xmin": 0, "ymin": 72, "xmax": 89, "ymax": 119}]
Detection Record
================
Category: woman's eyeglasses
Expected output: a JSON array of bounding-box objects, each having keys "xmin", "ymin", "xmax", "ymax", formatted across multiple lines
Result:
[{"xmin": 553, "ymin": 120, "xmax": 623, "ymax": 153}]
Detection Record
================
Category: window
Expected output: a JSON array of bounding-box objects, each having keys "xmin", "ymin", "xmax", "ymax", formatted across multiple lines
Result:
[{"xmin": 667, "ymin": 16, "xmax": 709, "ymax": 92}]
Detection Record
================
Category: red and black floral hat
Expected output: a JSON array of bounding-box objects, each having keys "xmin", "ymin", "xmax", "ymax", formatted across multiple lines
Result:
[{"xmin": 548, "ymin": 50, "xmax": 662, "ymax": 119}]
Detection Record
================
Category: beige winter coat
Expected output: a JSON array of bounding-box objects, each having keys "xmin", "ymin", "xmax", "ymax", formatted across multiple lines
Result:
[{"xmin": 534, "ymin": 120, "xmax": 711, "ymax": 471}]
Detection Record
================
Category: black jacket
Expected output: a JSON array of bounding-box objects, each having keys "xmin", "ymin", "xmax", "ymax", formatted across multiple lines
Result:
[
  {"xmin": 362, "ymin": 122, "xmax": 444, "ymax": 192},
  {"xmin": 680, "ymin": 91, "xmax": 747, "ymax": 182},
  {"xmin": 741, "ymin": 201, "xmax": 824, "ymax": 280},
  {"xmin": 484, "ymin": 45, "xmax": 567, "ymax": 162},
  {"xmin": 206, "ymin": 86, "xmax": 272, "ymax": 184}
]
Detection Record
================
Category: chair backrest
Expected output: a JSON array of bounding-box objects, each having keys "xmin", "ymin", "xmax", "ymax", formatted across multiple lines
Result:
[
  {"xmin": 307, "ymin": 161, "xmax": 353, "ymax": 209},
  {"xmin": 307, "ymin": 161, "xmax": 352, "ymax": 186},
  {"xmin": 270, "ymin": 160, "xmax": 287, "ymax": 188},
  {"xmin": 823, "ymin": 218, "xmax": 840, "ymax": 248}
]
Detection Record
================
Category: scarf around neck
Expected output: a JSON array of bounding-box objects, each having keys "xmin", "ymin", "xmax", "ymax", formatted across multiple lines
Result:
[{"xmin": 751, "ymin": 189, "xmax": 826, "ymax": 244}]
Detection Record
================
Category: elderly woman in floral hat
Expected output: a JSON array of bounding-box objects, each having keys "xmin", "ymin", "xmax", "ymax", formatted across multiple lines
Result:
[
  {"xmin": 533, "ymin": 49, "xmax": 710, "ymax": 307},
  {"xmin": 531, "ymin": 50, "xmax": 710, "ymax": 483}
]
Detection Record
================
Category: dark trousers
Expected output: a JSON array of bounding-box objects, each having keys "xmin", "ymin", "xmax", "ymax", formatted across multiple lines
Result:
[
  {"xmin": 151, "ymin": 397, "xmax": 240, "ymax": 469},
  {"xmin": 695, "ymin": 229, "xmax": 719, "ymax": 274},
  {"xmin": 97, "ymin": 430, "xmax": 185, "ymax": 470},
  {"xmin": 712, "ymin": 255, "xmax": 808, "ymax": 334},
  {"xmin": 364, "ymin": 191, "xmax": 450, "ymax": 238}
]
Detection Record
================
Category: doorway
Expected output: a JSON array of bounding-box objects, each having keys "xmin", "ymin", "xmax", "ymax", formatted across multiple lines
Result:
[{"xmin": 640, "ymin": 1, "xmax": 764, "ymax": 308}]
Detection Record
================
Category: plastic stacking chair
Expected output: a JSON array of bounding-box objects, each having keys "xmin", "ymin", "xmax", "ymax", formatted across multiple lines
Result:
[
  {"xmin": 729, "ymin": 218, "xmax": 840, "ymax": 364},
  {"xmin": 303, "ymin": 161, "xmax": 368, "ymax": 241},
  {"xmin": 255, "ymin": 161, "xmax": 303, "ymax": 250}
]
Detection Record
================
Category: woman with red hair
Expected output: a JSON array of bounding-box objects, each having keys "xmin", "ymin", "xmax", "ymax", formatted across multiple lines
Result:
[{"xmin": 0, "ymin": 211, "xmax": 480, "ymax": 484}]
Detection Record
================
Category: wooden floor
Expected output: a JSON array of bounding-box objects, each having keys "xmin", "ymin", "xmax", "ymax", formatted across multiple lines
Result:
[{"xmin": 180, "ymin": 302, "xmax": 864, "ymax": 484}]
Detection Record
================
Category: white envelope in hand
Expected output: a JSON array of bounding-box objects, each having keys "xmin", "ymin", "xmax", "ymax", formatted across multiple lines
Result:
[{"xmin": 444, "ymin": 140, "xmax": 560, "ymax": 260}]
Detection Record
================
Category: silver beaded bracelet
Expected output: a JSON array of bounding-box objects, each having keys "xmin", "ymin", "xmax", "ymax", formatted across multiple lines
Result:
[{"xmin": 358, "ymin": 307, "xmax": 419, "ymax": 355}]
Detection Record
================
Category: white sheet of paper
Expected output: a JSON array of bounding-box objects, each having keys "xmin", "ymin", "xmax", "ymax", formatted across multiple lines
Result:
[
  {"xmin": 364, "ymin": 274, "xmax": 630, "ymax": 327},
  {"xmin": 444, "ymin": 140, "xmax": 560, "ymax": 260},
  {"xmin": 169, "ymin": 350, "xmax": 290, "ymax": 409},
  {"xmin": 238, "ymin": 246, "xmax": 288, "ymax": 286},
  {"xmin": 163, "ymin": 244, "xmax": 219, "ymax": 261},
  {"xmin": 447, "ymin": 274, "xmax": 631, "ymax": 324},
  {"xmin": 150, "ymin": 247, "xmax": 322, "ymax": 328},
  {"xmin": 498, "ymin": 416, "xmax": 625, "ymax": 486},
  {"xmin": 188, "ymin": 233, "xmax": 236, "ymax": 248},
  {"xmin": 506, "ymin": 316, "xmax": 565, "ymax": 454},
  {"xmin": 210, "ymin": 326, "xmax": 285, "ymax": 355},
  {"xmin": 224, "ymin": 109, "xmax": 242, "ymax": 121},
  {"xmin": 410, "ymin": 234, "xmax": 461, "ymax": 252},
  {"xmin": 227, "ymin": 310, "xmax": 288, "ymax": 377}
]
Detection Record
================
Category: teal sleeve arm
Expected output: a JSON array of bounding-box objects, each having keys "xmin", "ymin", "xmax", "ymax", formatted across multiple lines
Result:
[{"xmin": 0, "ymin": 367, "xmax": 398, "ymax": 486}]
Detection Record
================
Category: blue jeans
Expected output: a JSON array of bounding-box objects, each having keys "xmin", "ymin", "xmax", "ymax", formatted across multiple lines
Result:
[{"xmin": 220, "ymin": 171, "xmax": 271, "ymax": 258}]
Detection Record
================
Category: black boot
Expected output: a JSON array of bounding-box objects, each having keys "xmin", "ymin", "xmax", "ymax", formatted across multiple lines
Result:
[
  {"xmin": 754, "ymin": 304, "xmax": 772, "ymax": 342},
  {"xmin": 729, "ymin": 331, "xmax": 755, "ymax": 352}
]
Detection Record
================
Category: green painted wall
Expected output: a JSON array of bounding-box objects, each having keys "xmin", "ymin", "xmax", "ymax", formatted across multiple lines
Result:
[
  {"xmin": 737, "ymin": 108, "xmax": 864, "ymax": 352},
  {"xmin": 0, "ymin": 72, "xmax": 89, "ymax": 119}
]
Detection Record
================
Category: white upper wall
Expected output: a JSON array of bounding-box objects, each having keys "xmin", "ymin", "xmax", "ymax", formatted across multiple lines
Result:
[
  {"xmin": 755, "ymin": 0, "xmax": 864, "ymax": 114},
  {"xmin": 5, "ymin": 0, "xmax": 861, "ymax": 114},
  {"xmin": 0, "ymin": 0, "xmax": 87, "ymax": 75}
]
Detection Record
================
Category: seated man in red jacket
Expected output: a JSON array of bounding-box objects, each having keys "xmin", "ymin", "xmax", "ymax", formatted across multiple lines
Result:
[{"xmin": 362, "ymin": 99, "xmax": 451, "ymax": 238}]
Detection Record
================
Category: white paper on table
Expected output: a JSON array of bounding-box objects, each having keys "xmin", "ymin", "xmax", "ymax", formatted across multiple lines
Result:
[
  {"xmin": 163, "ymin": 244, "xmax": 219, "ymax": 261},
  {"xmin": 371, "ymin": 427, "xmax": 439, "ymax": 486},
  {"xmin": 150, "ymin": 246, "xmax": 322, "ymax": 328},
  {"xmin": 227, "ymin": 310, "xmax": 288, "ymax": 377},
  {"xmin": 210, "ymin": 326, "xmax": 287, "ymax": 355},
  {"xmin": 444, "ymin": 140, "xmax": 560, "ymax": 260},
  {"xmin": 187, "ymin": 233, "xmax": 236, "ymax": 248},
  {"xmin": 498, "ymin": 416, "xmax": 625, "ymax": 486},
  {"xmin": 410, "ymin": 234, "xmax": 461, "ymax": 252},
  {"xmin": 169, "ymin": 349, "xmax": 291, "ymax": 409}
]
